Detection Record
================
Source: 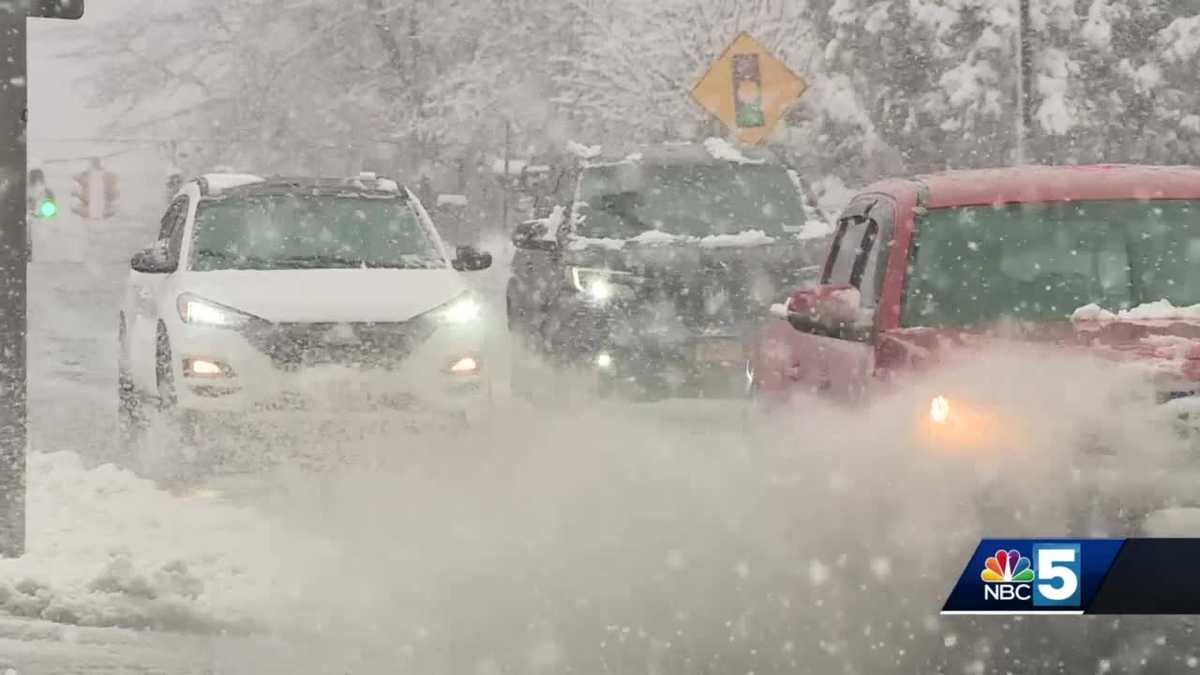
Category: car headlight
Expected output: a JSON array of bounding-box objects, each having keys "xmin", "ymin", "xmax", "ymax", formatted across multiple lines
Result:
[
  {"xmin": 439, "ymin": 294, "xmax": 482, "ymax": 324},
  {"xmin": 569, "ymin": 267, "xmax": 640, "ymax": 303},
  {"xmin": 918, "ymin": 394, "xmax": 1025, "ymax": 456},
  {"xmin": 930, "ymin": 395, "xmax": 951, "ymax": 424},
  {"xmin": 176, "ymin": 293, "xmax": 253, "ymax": 328}
]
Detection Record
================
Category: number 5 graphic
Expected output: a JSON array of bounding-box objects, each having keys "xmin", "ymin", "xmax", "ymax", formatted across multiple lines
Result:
[{"xmin": 1033, "ymin": 544, "xmax": 1081, "ymax": 607}]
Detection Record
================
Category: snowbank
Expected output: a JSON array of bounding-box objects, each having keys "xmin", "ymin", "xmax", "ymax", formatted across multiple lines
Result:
[
  {"xmin": 1119, "ymin": 299, "xmax": 1200, "ymax": 321},
  {"xmin": 567, "ymin": 236, "xmax": 625, "ymax": 251},
  {"xmin": 629, "ymin": 230, "xmax": 687, "ymax": 246},
  {"xmin": 571, "ymin": 227, "xmax": 822, "ymax": 250},
  {"xmin": 0, "ymin": 452, "xmax": 341, "ymax": 633},
  {"xmin": 201, "ymin": 174, "xmax": 265, "ymax": 194},
  {"xmin": 1073, "ymin": 300, "xmax": 1200, "ymax": 322},
  {"xmin": 793, "ymin": 219, "xmax": 835, "ymax": 240},
  {"xmin": 1071, "ymin": 303, "xmax": 1117, "ymax": 322},
  {"xmin": 702, "ymin": 137, "xmax": 763, "ymax": 164},
  {"xmin": 566, "ymin": 141, "xmax": 602, "ymax": 160},
  {"xmin": 697, "ymin": 230, "xmax": 775, "ymax": 248}
]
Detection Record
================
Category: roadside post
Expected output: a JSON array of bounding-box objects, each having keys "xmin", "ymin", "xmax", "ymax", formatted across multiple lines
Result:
[
  {"xmin": 0, "ymin": 0, "xmax": 84, "ymax": 558},
  {"xmin": 690, "ymin": 32, "xmax": 808, "ymax": 146}
]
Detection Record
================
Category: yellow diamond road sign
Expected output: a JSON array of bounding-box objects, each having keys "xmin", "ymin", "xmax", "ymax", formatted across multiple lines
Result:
[{"xmin": 691, "ymin": 32, "xmax": 808, "ymax": 145}]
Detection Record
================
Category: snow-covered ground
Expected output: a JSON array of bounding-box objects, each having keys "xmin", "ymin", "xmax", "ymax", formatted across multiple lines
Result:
[
  {"xmin": 4, "ymin": 152, "xmax": 1200, "ymax": 674},
  {"xmin": 10, "ymin": 11, "xmax": 1200, "ymax": 672},
  {"xmin": 9, "ymin": 208, "xmax": 1200, "ymax": 672}
]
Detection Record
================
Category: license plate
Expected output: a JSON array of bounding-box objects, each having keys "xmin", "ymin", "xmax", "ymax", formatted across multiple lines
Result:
[{"xmin": 694, "ymin": 339, "xmax": 742, "ymax": 364}]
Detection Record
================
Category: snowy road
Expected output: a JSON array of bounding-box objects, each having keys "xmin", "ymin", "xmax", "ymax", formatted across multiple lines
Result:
[{"xmin": 5, "ymin": 194, "xmax": 1200, "ymax": 674}]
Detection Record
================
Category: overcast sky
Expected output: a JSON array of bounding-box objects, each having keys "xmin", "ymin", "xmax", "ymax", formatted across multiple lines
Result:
[
  {"xmin": 28, "ymin": 0, "xmax": 171, "ymax": 213},
  {"xmin": 28, "ymin": 0, "xmax": 141, "ymax": 147}
]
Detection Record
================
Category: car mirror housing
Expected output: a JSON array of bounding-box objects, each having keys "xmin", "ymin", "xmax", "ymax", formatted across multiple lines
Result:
[
  {"xmin": 786, "ymin": 284, "xmax": 873, "ymax": 342},
  {"xmin": 130, "ymin": 245, "xmax": 174, "ymax": 274},
  {"xmin": 511, "ymin": 220, "xmax": 558, "ymax": 251},
  {"xmin": 452, "ymin": 245, "xmax": 493, "ymax": 272}
]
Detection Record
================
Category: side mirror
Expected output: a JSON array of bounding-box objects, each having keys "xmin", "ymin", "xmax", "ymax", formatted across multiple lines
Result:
[
  {"xmin": 452, "ymin": 245, "xmax": 493, "ymax": 272},
  {"xmin": 512, "ymin": 220, "xmax": 558, "ymax": 251},
  {"xmin": 130, "ymin": 244, "xmax": 174, "ymax": 274},
  {"xmin": 785, "ymin": 284, "xmax": 872, "ymax": 341}
]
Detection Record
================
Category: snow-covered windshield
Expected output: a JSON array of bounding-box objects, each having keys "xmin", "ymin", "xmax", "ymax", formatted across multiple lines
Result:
[
  {"xmin": 191, "ymin": 195, "xmax": 445, "ymax": 271},
  {"xmin": 904, "ymin": 200, "xmax": 1200, "ymax": 327},
  {"xmin": 575, "ymin": 163, "xmax": 806, "ymax": 239}
]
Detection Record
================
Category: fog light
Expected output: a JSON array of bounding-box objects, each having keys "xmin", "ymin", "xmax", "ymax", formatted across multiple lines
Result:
[
  {"xmin": 449, "ymin": 356, "xmax": 480, "ymax": 374},
  {"xmin": 596, "ymin": 352, "xmax": 613, "ymax": 369},
  {"xmin": 184, "ymin": 357, "xmax": 231, "ymax": 378},
  {"xmin": 587, "ymin": 279, "xmax": 614, "ymax": 303},
  {"xmin": 930, "ymin": 395, "xmax": 951, "ymax": 424}
]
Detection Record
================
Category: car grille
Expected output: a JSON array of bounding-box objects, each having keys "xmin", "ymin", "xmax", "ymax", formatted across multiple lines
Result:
[
  {"xmin": 239, "ymin": 316, "xmax": 438, "ymax": 369},
  {"xmin": 638, "ymin": 261, "xmax": 764, "ymax": 332}
]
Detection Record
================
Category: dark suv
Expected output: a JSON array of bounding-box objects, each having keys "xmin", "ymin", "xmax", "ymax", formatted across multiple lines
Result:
[{"xmin": 506, "ymin": 141, "xmax": 830, "ymax": 399}]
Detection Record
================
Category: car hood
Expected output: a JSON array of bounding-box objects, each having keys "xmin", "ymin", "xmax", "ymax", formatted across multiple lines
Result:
[
  {"xmin": 176, "ymin": 268, "xmax": 469, "ymax": 324},
  {"xmin": 878, "ymin": 316, "xmax": 1200, "ymax": 383},
  {"xmin": 565, "ymin": 234, "xmax": 827, "ymax": 333},
  {"xmin": 565, "ymin": 234, "xmax": 826, "ymax": 282}
]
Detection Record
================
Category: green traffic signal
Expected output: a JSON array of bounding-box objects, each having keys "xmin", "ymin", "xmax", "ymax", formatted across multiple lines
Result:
[{"xmin": 38, "ymin": 199, "xmax": 58, "ymax": 219}]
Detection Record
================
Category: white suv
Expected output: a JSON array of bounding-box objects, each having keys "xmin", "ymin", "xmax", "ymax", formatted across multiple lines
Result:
[{"xmin": 117, "ymin": 173, "xmax": 493, "ymax": 463}]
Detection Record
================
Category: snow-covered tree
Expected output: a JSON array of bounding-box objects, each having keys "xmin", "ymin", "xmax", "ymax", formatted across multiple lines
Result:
[
  {"xmin": 82, "ymin": 0, "xmax": 1200, "ymax": 204},
  {"xmin": 552, "ymin": 0, "xmax": 822, "ymax": 149}
]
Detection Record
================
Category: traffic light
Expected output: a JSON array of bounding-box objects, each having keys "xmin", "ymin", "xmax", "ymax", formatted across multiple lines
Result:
[
  {"xmin": 25, "ymin": 1, "xmax": 84, "ymax": 19},
  {"xmin": 36, "ymin": 196, "xmax": 57, "ymax": 219},
  {"xmin": 71, "ymin": 170, "xmax": 89, "ymax": 218},
  {"xmin": 70, "ymin": 168, "xmax": 119, "ymax": 218},
  {"xmin": 731, "ymin": 53, "xmax": 765, "ymax": 129},
  {"xmin": 102, "ymin": 171, "xmax": 119, "ymax": 218}
]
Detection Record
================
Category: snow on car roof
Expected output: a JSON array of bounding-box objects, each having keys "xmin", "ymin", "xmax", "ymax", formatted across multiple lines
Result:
[
  {"xmin": 200, "ymin": 175, "xmax": 405, "ymax": 198},
  {"xmin": 200, "ymin": 173, "xmax": 266, "ymax": 194},
  {"xmin": 901, "ymin": 165, "xmax": 1200, "ymax": 208},
  {"xmin": 585, "ymin": 141, "xmax": 780, "ymax": 167}
]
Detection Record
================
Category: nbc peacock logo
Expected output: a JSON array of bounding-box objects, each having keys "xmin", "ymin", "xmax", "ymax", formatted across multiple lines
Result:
[
  {"xmin": 982, "ymin": 549, "xmax": 1035, "ymax": 583},
  {"xmin": 981, "ymin": 549, "xmax": 1034, "ymax": 601}
]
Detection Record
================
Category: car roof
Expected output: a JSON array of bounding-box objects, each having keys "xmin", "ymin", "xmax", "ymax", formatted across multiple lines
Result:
[
  {"xmin": 862, "ymin": 164, "xmax": 1200, "ymax": 208},
  {"xmin": 587, "ymin": 141, "xmax": 782, "ymax": 167},
  {"xmin": 196, "ymin": 174, "xmax": 405, "ymax": 199}
]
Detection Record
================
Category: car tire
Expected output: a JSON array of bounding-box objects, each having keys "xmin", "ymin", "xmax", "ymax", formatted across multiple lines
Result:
[
  {"xmin": 116, "ymin": 316, "xmax": 149, "ymax": 462},
  {"xmin": 116, "ymin": 321, "xmax": 181, "ymax": 481},
  {"xmin": 505, "ymin": 293, "xmax": 518, "ymax": 334},
  {"xmin": 155, "ymin": 324, "xmax": 178, "ymax": 411},
  {"xmin": 508, "ymin": 328, "xmax": 540, "ymax": 403},
  {"xmin": 121, "ymin": 324, "xmax": 204, "ymax": 484}
]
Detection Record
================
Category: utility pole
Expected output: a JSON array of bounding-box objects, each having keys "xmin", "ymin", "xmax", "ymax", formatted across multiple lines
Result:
[
  {"xmin": 1015, "ymin": 0, "xmax": 1034, "ymax": 165},
  {"xmin": 500, "ymin": 120, "xmax": 510, "ymax": 237},
  {"xmin": 0, "ymin": 0, "xmax": 84, "ymax": 558},
  {"xmin": 0, "ymin": 7, "xmax": 30, "ymax": 560}
]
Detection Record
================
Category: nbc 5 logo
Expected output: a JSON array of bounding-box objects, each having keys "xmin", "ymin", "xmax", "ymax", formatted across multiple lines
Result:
[
  {"xmin": 981, "ymin": 544, "xmax": 1081, "ymax": 607},
  {"xmin": 1032, "ymin": 544, "xmax": 1081, "ymax": 607}
]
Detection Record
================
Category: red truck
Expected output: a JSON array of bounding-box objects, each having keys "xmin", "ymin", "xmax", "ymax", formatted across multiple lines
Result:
[{"xmin": 748, "ymin": 165, "xmax": 1200, "ymax": 531}]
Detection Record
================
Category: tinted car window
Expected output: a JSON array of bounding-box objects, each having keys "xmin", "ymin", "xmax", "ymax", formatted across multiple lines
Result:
[
  {"xmin": 826, "ymin": 218, "xmax": 872, "ymax": 287},
  {"xmin": 576, "ymin": 163, "xmax": 808, "ymax": 238},
  {"xmin": 903, "ymin": 200, "xmax": 1200, "ymax": 327}
]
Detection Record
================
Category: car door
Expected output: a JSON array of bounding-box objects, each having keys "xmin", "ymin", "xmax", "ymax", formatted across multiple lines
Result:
[
  {"xmin": 127, "ymin": 194, "xmax": 189, "ymax": 390},
  {"xmin": 783, "ymin": 195, "xmax": 896, "ymax": 403}
]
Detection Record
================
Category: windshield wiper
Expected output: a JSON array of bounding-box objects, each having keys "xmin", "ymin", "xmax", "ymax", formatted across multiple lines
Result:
[
  {"xmin": 277, "ymin": 254, "xmax": 446, "ymax": 270},
  {"xmin": 196, "ymin": 250, "xmax": 277, "ymax": 268},
  {"xmin": 276, "ymin": 254, "xmax": 368, "ymax": 269}
]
